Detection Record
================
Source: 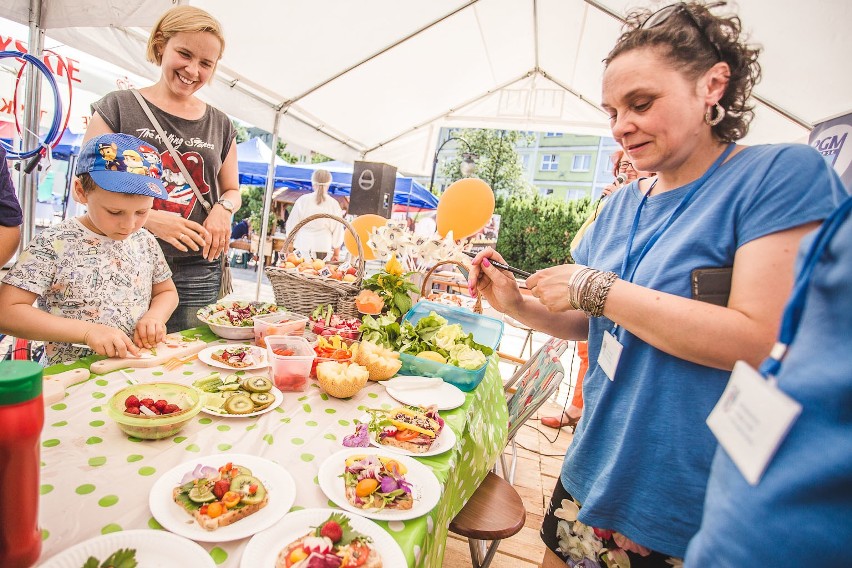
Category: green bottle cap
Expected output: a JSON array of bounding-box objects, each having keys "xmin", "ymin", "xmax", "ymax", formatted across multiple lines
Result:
[{"xmin": 0, "ymin": 361, "xmax": 43, "ymax": 405}]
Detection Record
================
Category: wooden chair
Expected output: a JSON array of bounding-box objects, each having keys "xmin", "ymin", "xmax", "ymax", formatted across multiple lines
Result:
[
  {"xmin": 448, "ymin": 338, "xmax": 567, "ymax": 568},
  {"xmin": 449, "ymin": 472, "xmax": 526, "ymax": 568}
]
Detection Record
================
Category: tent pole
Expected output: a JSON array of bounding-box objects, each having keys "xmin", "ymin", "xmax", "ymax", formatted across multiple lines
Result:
[
  {"xmin": 18, "ymin": 0, "xmax": 45, "ymax": 251},
  {"xmin": 255, "ymin": 110, "xmax": 282, "ymax": 301}
]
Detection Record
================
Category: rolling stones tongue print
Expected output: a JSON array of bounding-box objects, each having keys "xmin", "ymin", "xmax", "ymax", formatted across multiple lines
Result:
[{"xmin": 155, "ymin": 150, "xmax": 211, "ymax": 217}]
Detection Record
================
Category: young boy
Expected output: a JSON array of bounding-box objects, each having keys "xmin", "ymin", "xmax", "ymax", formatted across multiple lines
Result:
[{"xmin": 0, "ymin": 133, "xmax": 179, "ymax": 365}]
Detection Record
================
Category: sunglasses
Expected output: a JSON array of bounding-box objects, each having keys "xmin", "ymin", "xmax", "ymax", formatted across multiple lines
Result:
[{"xmin": 641, "ymin": 2, "xmax": 724, "ymax": 62}]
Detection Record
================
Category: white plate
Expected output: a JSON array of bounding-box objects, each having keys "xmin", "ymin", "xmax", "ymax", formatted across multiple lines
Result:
[
  {"xmin": 240, "ymin": 508, "xmax": 406, "ymax": 568},
  {"xmin": 200, "ymin": 385, "xmax": 284, "ymax": 418},
  {"xmin": 149, "ymin": 453, "xmax": 296, "ymax": 542},
  {"xmin": 362, "ymin": 412, "xmax": 457, "ymax": 457},
  {"xmin": 39, "ymin": 529, "xmax": 214, "ymax": 568},
  {"xmin": 318, "ymin": 448, "xmax": 440, "ymax": 521},
  {"xmin": 385, "ymin": 377, "xmax": 466, "ymax": 411},
  {"xmin": 197, "ymin": 344, "xmax": 269, "ymax": 370}
]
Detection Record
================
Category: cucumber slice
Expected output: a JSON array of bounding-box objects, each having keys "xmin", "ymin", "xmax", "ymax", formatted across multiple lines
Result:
[
  {"xmin": 188, "ymin": 485, "xmax": 216, "ymax": 503},
  {"xmin": 224, "ymin": 394, "xmax": 255, "ymax": 414}
]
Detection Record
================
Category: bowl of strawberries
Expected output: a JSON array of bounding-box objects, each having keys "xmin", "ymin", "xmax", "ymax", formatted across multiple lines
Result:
[{"xmin": 107, "ymin": 382, "xmax": 203, "ymax": 440}]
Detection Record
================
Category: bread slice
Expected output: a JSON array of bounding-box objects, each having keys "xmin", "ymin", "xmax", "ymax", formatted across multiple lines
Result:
[
  {"xmin": 380, "ymin": 433, "xmax": 434, "ymax": 453},
  {"xmin": 211, "ymin": 346, "xmax": 255, "ymax": 368},
  {"xmin": 171, "ymin": 488, "xmax": 268, "ymax": 531},
  {"xmin": 345, "ymin": 485, "xmax": 414, "ymax": 510}
]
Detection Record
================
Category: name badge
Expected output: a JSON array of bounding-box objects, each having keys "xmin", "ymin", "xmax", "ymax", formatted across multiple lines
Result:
[
  {"xmin": 598, "ymin": 330, "xmax": 622, "ymax": 381},
  {"xmin": 706, "ymin": 361, "xmax": 802, "ymax": 485}
]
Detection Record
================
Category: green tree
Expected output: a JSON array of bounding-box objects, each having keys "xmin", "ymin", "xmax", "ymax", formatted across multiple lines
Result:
[
  {"xmin": 495, "ymin": 194, "xmax": 594, "ymax": 272},
  {"xmin": 439, "ymin": 129, "xmax": 533, "ymax": 195},
  {"xmin": 311, "ymin": 152, "xmax": 332, "ymax": 164},
  {"xmin": 231, "ymin": 119, "xmax": 250, "ymax": 143},
  {"xmin": 276, "ymin": 141, "xmax": 299, "ymax": 164}
]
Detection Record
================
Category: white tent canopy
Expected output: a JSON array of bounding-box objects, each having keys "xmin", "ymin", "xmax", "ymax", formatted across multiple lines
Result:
[{"xmin": 3, "ymin": 0, "xmax": 851, "ymax": 176}]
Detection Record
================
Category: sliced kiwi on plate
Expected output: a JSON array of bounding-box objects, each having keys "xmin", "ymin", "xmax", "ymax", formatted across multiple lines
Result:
[
  {"xmin": 223, "ymin": 394, "xmax": 255, "ymax": 415},
  {"xmin": 242, "ymin": 376, "xmax": 272, "ymax": 393},
  {"xmin": 230, "ymin": 474, "xmax": 266, "ymax": 505},
  {"xmin": 250, "ymin": 392, "xmax": 274, "ymax": 405}
]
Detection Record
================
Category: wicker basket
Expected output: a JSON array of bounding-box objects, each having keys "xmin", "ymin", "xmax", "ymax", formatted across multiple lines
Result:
[
  {"xmin": 419, "ymin": 260, "xmax": 483, "ymax": 314},
  {"xmin": 265, "ymin": 213, "xmax": 365, "ymax": 319}
]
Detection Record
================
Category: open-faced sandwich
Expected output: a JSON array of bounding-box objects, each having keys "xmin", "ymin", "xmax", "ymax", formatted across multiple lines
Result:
[
  {"xmin": 173, "ymin": 462, "xmax": 268, "ymax": 530},
  {"xmin": 276, "ymin": 512, "xmax": 381, "ymax": 568},
  {"xmin": 342, "ymin": 455, "xmax": 413, "ymax": 511},
  {"xmin": 211, "ymin": 345, "xmax": 257, "ymax": 368},
  {"xmin": 369, "ymin": 405, "xmax": 444, "ymax": 454}
]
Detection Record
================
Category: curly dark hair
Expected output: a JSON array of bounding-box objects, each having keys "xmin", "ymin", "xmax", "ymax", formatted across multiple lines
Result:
[{"xmin": 606, "ymin": 1, "xmax": 762, "ymax": 143}]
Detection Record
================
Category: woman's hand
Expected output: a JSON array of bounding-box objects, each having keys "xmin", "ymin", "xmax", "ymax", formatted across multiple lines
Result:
[
  {"xmin": 133, "ymin": 316, "xmax": 166, "ymax": 349},
  {"xmin": 84, "ymin": 323, "xmax": 139, "ymax": 359},
  {"xmin": 202, "ymin": 205, "xmax": 232, "ymax": 261},
  {"xmin": 144, "ymin": 210, "xmax": 209, "ymax": 254},
  {"xmin": 526, "ymin": 264, "xmax": 586, "ymax": 312},
  {"xmin": 468, "ymin": 247, "xmax": 524, "ymax": 315}
]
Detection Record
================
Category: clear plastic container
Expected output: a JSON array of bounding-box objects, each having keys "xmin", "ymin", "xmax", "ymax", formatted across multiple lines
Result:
[
  {"xmin": 266, "ymin": 335, "xmax": 316, "ymax": 392},
  {"xmin": 253, "ymin": 311, "xmax": 309, "ymax": 347},
  {"xmin": 398, "ymin": 300, "xmax": 504, "ymax": 391}
]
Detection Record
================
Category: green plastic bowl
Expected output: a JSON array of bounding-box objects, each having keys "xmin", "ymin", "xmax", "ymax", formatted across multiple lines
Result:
[{"xmin": 107, "ymin": 382, "xmax": 203, "ymax": 440}]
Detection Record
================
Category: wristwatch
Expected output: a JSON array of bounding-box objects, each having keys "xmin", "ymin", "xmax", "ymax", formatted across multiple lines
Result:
[{"xmin": 216, "ymin": 197, "xmax": 235, "ymax": 213}]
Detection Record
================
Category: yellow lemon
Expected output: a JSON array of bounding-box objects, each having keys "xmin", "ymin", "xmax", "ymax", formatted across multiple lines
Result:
[{"xmin": 416, "ymin": 351, "xmax": 447, "ymax": 364}]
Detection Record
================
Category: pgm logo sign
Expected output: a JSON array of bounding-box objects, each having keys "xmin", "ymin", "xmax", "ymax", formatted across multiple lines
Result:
[
  {"xmin": 809, "ymin": 119, "xmax": 852, "ymax": 190},
  {"xmin": 357, "ymin": 169, "xmax": 375, "ymax": 191}
]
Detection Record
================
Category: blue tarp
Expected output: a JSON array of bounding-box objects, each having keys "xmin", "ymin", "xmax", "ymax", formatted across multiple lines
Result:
[{"xmin": 236, "ymin": 138, "xmax": 438, "ymax": 210}]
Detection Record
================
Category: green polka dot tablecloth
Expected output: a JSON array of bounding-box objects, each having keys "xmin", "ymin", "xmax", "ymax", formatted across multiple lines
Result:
[{"xmin": 37, "ymin": 327, "xmax": 508, "ymax": 567}]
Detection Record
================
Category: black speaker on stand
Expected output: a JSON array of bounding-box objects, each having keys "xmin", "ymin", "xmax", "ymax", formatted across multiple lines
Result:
[{"xmin": 349, "ymin": 161, "xmax": 397, "ymax": 218}]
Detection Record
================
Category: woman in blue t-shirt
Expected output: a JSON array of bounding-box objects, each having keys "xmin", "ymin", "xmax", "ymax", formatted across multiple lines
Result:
[{"xmin": 469, "ymin": 2, "xmax": 846, "ymax": 566}]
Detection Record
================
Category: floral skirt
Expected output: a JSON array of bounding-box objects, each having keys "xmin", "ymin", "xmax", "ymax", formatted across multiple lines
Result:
[{"xmin": 540, "ymin": 478, "xmax": 682, "ymax": 568}]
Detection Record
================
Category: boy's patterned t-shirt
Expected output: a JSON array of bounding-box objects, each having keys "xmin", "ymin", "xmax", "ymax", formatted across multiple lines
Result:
[{"xmin": 2, "ymin": 218, "xmax": 171, "ymax": 365}]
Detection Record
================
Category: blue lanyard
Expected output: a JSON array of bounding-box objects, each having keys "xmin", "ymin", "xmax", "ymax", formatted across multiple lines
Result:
[
  {"xmin": 618, "ymin": 143, "xmax": 736, "ymax": 285},
  {"xmin": 609, "ymin": 143, "xmax": 735, "ymax": 335},
  {"xmin": 758, "ymin": 195, "xmax": 852, "ymax": 378}
]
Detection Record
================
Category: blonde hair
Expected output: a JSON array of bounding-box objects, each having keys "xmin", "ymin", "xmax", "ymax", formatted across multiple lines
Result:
[
  {"xmin": 146, "ymin": 6, "xmax": 225, "ymax": 79},
  {"xmin": 311, "ymin": 169, "xmax": 332, "ymax": 205}
]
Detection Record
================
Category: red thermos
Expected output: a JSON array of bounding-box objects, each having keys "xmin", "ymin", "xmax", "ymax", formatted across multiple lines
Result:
[{"xmin": 0, "ymin": 361, "xmax": 44, "ymax": 567}]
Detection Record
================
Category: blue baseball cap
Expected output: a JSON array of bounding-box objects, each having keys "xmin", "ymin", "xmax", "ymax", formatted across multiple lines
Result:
[{"xmin": 75, "ymin": 133, "xmax": 168, "ymax": 199}]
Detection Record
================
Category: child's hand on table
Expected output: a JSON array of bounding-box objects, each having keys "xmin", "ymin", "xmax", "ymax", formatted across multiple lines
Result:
[
  {"xmin": 84, "ymin": 324, "xmax": 140, "ymax": 358},
  {"xmin": 133, "ymin": 316, "xmax": 167, "ymax": 349}
]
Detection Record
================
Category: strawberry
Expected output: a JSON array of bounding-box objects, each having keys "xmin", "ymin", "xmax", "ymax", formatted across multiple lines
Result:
[
  {"xmin": 124, "ymin": 395, "xmax": 140, "ymax": 408},
  {"xmin": 320, "ymin": 520, "xmax": 343, "ymax": 543},
  {"xmin": 140, "ymin": 398, "xmax": 154, "ymax": 407},
  {"xmin": 154, "ymin": 399, "xmax": 168, "ymax": 412},
  {"xmin": 125, "ymin": 407, "xmax": 141, "ymax": 415},
  {"xmin": 164, "ymin": 404, "xmax": 180, "ymax": 414},
  {"xmin": 213, "ymin": 479, "xmax": 231, "ymax": 500}
]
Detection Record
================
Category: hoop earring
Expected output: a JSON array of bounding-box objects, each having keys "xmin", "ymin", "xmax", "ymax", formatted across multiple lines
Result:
[{"xmin": 705, "ymin": 102, "xmax": 726, "ymax": 126}]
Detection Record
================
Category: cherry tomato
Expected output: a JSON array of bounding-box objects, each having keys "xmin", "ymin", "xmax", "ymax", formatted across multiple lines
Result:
[
  {"xmin": 355, "ymin": 478, "xmax": 379, "ymax": 497},
  {"xmin": 395, "ymin": 429, "xmax": 419, "ymax": 442},
  {"xmin": 221, "ymin": 491, "xmax": 241, "ymax": 508},
  {"xmin": 206, "ymin": 502, "xmax": 224, "ymax": 518},
  {"xmin": 345, "ymin": 541, "xmax": 371, "ymax": 567}
]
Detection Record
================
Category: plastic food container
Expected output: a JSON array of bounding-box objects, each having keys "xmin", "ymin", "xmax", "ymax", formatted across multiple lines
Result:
[
  {"xmin": 266, "ymin": 335, "xmax": 316, "ymax": 392},
  {"xmin": 311, "ymin": 343, "xmax": 354, "ymax": 378},
  {"xmin": 253, "ymin": 311, "xmax": 308, "ymax": 347},
  {"xmin": 398, "ymin": 301, "xmax": 504, "ymax": 392},
  {"xmin": 106, "ymin": 383, "xmax": 203, "ymax": 440}
]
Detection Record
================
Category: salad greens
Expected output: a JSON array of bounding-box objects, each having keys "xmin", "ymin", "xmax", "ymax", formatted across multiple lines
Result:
[{"xmin": 359, "ymin": 311, "xmax": 492, "ymax": 370}]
